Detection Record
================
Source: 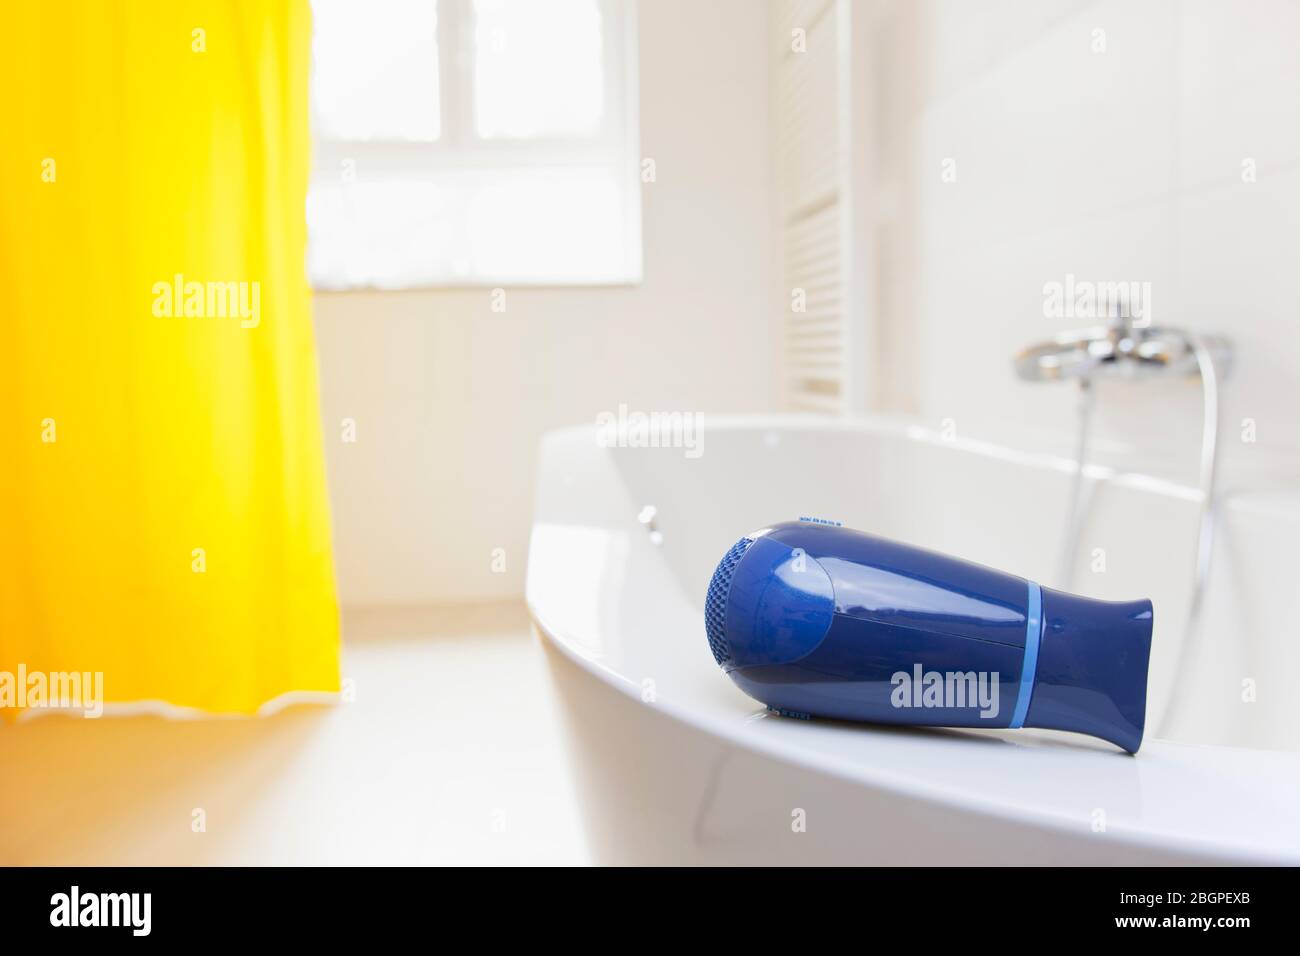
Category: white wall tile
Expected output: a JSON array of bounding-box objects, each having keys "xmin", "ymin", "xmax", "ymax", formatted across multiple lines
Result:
[
  {"xmin": 1173, "ymin": 166, "xmax": 1300, "ymax": 461},
  {"xmin": 914, "ymin": 0, "xmax": 1180, "ymax": 254},
  {"xmin": 1177, "ymin": 0, "xmax": 1300, "ymax": 190}
]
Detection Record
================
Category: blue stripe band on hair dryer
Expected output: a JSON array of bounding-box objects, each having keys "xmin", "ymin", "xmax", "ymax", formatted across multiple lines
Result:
[
  {"xmin": 704, "ymin": 521, "xmax": 1153, "ymax": 753},
  {"xmin": 1008, "ymin": 581, "xmax": 1042, "ymax": 730}
]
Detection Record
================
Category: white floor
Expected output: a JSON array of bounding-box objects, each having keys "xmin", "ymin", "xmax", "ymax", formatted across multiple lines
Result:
[{"xmin": 0, "ymin": 603, "xmax": 591, "ymax": 865}]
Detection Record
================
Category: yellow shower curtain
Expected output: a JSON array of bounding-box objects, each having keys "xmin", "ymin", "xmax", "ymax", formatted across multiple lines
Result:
[{"xmin": 0, "ymin": 2, "xmax": 340, "ymax": 717}]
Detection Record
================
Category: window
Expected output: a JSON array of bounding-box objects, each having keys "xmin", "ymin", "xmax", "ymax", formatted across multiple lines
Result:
[{"xmin": 308, "ymin": 0, "xmax": 641, "ymax": 290}]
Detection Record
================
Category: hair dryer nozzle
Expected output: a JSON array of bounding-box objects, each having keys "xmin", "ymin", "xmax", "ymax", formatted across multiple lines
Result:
[{"xmin": 1026, "ymin": 586, "xmax": 1153, "ymax": 753}]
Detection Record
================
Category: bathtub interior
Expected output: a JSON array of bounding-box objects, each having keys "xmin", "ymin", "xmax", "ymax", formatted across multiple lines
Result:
[{"xmin": 606, "ymin": 421, "xmax": 1300, "ymax": 754}]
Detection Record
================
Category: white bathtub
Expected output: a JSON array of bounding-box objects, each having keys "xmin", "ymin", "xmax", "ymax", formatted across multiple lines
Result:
[{"xmin": 526, "ymin": 415, "xmax": 1300, "ymax": 864}]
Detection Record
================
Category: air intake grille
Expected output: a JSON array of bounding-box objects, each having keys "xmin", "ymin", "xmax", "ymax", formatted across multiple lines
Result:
[{"xmin": 705, "ymin": 537, "xmax": 753, "ymax": 667}]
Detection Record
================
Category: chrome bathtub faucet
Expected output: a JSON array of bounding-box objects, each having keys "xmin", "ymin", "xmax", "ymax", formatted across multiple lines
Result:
[{"xmin": 1014, "ymin": 312, "xmax": 1232, "ymax": 384}]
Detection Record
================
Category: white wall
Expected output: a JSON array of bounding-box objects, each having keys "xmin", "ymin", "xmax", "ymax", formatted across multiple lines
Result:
[
  {"xmin": 861, "ymin": 0, "xmax": 1300, "ymax": 483},
  {"xmin": 314, "ymin": 0, "xmax": 776, "ymax": 607}
]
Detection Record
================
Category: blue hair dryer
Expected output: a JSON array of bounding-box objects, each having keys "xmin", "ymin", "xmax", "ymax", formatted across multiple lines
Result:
[{"xmin": 705, "ymin": 521, "xmax": 1153, "ymax": 752}]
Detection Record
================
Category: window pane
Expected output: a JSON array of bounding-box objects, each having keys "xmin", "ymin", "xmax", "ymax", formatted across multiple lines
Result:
[
  {"xmin": 308, "ymin": 167, "xmax": 630, "ymax": 287},
  {"xmin": 312, "ymin": 0, "xmax": 440, "ymax": 141},
  {"xmin": 308, "ymin": 179, "xmax": 460, "ymax": 288},
  {"xmin": 466, "ymin": 168, "xmax": 625, "ymax": 280},
  {"xmin": 473, "ymin": 0, "xmax": 605, "ymax": 139}
]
